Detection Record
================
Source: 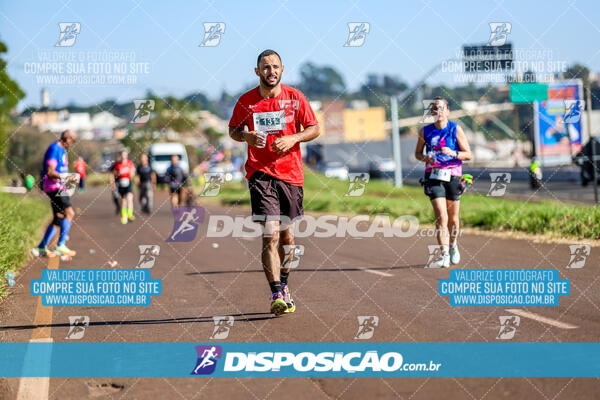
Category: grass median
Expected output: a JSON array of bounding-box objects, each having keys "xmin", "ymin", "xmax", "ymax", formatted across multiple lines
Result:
[
  {"xmin": 198, "ymin": 169, "xmax": 600, "ymax": 240},
  {"xmin": 0, "ymin": 192, "xmax": 49, "ymax": 299}
]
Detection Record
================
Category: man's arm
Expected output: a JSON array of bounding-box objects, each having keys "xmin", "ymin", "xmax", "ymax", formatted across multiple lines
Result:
[
  {"xmin": 229, "ymin": 126, "xmax": 265, "ymax": 148},
  {"xmin": 46, "ymin": 163, "xmax": 61, "ymax": 180},
  {"xmin": 271, "ymin": 124, "xmax": 320, "ymax": 155}
]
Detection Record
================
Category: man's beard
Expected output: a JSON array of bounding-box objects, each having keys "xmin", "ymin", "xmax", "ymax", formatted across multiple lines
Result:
[{"xmin": 260, "ymin": 74, "xmax": 281, "ymax": 87}]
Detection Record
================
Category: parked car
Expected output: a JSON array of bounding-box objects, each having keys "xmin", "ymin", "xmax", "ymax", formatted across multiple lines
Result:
[
  {"xmin": 148, "ymin": 142, "xmax": 190, "ymax": 183},
  {"xmin": 573, "ymin": 137, "xmax": 600, "ymax": 186},
  {"xmin": 369, "ymin": 158, "xmax": 396, "ymax": 179},
  {"xmin": 321, "ymin": 162, "xmax": 349, "ymax": 180}
]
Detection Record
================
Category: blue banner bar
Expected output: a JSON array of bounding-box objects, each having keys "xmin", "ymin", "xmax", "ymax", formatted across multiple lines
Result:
[{"xmin": 1, "ymin": 342, "xmax": 599, "ymax": 377}]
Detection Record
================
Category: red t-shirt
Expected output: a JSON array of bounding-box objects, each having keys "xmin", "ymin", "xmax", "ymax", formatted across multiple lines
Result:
[
  {"xmin": 112, "ymin": 159, "xmax": 135, "ymax": 182},
  {"xmin": 74, "ymin": 160, "xmax": 87, "ymax": 178},
  {"xmin": 228, "ymin": 84, "xmax": 318, "ymax": 186}
]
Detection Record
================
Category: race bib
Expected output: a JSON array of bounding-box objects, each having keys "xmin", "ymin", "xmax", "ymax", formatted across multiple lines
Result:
[
  {"xmin": 119, "ymin": 178, "xmax": 131, "ymax": 187},
  {"xmin": 253, "ymin": 111, "xmax": 286, "ymax": 132},
  {"xmin": 430, "ymin": 168, "xmax": 451, "ymax": 182}
]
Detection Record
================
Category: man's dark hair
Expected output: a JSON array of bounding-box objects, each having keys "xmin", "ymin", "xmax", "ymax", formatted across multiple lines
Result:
[
  {"xmin": 433, "ymin": 96, "xmax": 449, "ymax": 108},
  {"xmin": 257, "ymin": 49, "xmax": 281, "ymax": 67}
]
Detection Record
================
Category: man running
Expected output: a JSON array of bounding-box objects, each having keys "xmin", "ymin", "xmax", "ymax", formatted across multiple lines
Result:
[
  {"xmin": 110, "ymin": 150, "xmax": 136, "ymax": 224},
  {"xmin": 414, "ymin": 97, "xmax": 472, "ymax": 267},
  {"xmin": 228, "ymin": 49, "xmax": 320, "ymax": 315},
  {"xmin": 73, "ymin": 156, "xmax": 87, "ymax": 192},
  {"xmin": 32, "ymin": 130, "xmax": 78, "ymax": 258},
  {"xmin": 165, "ymin": 154, "xmax": 188, "ymax": 209},
  {"xmin": 136, "ymin": 153, "xmax": 156, "ymax": 214}
]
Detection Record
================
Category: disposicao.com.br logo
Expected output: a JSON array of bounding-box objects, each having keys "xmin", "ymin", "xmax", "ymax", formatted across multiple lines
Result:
[{"xmin": 191, "ymin": 346, "xmax": 442, "ymax": 376}]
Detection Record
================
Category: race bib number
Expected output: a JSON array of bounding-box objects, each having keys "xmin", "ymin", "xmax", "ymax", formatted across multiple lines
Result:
[
  {"xmin": 119, "ymin": 178, "xmax": 130, "ymax": 187},
  {"xmin": 430, "ymin": 168, "xmax": 451, "ymax": 182},
  {"xmin": 253, "ymin": 111, "xmax": 286, "ymax": 132}
]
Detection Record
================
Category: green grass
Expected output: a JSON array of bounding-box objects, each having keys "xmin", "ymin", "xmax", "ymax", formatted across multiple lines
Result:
[
  {"xmin": 0, "ymin": 192, "xmax": 49, "ymax": 299},
  {"xmin": 201, "ymin": 169, "xmax": 600, "ymax": 240}
]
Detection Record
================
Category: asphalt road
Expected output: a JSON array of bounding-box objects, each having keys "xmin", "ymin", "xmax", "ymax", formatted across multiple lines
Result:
[{"xmin": 1, "ymin": 187, "xmax": 599, "ymax": 399}]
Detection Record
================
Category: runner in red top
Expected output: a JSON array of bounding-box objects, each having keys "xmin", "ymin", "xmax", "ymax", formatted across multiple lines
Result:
[
  {"xmin": 73, "ymin": 156, "xmax": 87, "ymax": 192},
  {"xmin": 229, "ymin": 49, "xmax": 320, "ymax": 316},
  {"xmin": 110, "ymin": 150, "xmax": 136, "ymax": 224}
]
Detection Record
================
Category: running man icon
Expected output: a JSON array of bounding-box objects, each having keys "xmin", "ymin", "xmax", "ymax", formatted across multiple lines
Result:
[
  {"xmin": 167, "ymin": 206, "xmax": 204, "ymax": 242},
  {"xmin": 191, "ymin": 345, "xmax": 222, "ymax": 375}
]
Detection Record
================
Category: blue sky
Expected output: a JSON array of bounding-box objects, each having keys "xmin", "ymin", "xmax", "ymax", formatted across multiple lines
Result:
[{"xmin": 1, "ymin": 0, "xmax": 599, "ymax": 109}]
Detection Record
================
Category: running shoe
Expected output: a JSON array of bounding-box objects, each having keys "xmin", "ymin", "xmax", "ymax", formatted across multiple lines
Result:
[
  {"xmin": 449, "ymin": 245, "xmax": 460, "ymax": 265},
  {"xmin": 128, "ymin": 214, "xmax": 135, "ymax": 222},
  {"xmin": 431, "ymin": 252, "xmax": 450, "ymax": 268},
  {"xmin": 281, "ymin": 284, "xmax": 296, "ymax": 313},
  {"xmin": 31, "ymin": 247, "xmax": 57, "ymax": 258},
  {"xmin": 54, "ymin": 244, "xmax": 76, "ymax": 257},
  {"xmin": 121, "ymin": 215, "xmax": 128, "ymax": 224},
  {"xmin": 270, "ymin": 292, "xmax": 288, "ymax": 316}
]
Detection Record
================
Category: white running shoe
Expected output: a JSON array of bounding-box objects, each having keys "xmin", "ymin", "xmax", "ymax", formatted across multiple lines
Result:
[
  {"xmin": 449, "ymin": 245, "xmax": 460, "ymax": 265},
  {"xmin": 432, "ymin": 253, "xmax": 450, "ymax": 268}
]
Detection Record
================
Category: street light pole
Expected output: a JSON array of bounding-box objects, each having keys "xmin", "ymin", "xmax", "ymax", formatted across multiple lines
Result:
[
  {"xmin": 391, "ymin": 96, "xmax": 403, "ymax": 187},
  {"xmin": 586, "ymin": 85, "xmax": 598, "ymax": 204}
]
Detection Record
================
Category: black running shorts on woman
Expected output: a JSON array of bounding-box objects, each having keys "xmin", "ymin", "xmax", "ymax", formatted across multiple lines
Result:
[{"xmin": 249, "ymin": 171, "xmax": 303, "ymax": 222}]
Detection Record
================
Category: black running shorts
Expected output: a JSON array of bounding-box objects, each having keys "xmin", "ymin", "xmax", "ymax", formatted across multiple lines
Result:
[
  {"xmin": 424, "ymin": 172, "xmax": 462, "ymax": 201},
  {"xmin": 248, "ymin": 171, "xmax": 304, "ymax": 223}
]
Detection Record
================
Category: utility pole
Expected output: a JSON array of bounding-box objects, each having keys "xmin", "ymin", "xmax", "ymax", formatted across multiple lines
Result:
[
  {"xmin": 586, "ymin": 85, "xmax": 598, "ymax": 204},
  {"xmin": 391, "ymin": 96, "xmax": 403, "ymax": 187}
]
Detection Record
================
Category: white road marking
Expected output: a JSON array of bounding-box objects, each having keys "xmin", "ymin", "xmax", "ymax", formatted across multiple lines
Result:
[
  {"xmin": 16, "ymin": 338, "xmax": 53, "ymax": 400},
  {"xmin": 359, "ymin": 267, "xmax": 393, "ymax": 277},
  {"xmin": 16, "ymin": 242, "xmax": 60, "ymax": 400},
  {"xmin": 506, "ymin": 308, "xmax": 579, "ymax": 329}
]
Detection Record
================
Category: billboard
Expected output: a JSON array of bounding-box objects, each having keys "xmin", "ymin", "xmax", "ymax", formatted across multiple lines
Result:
[
  {"xmin": 462, "ymin": 43, "xmax": 514, "ymax": 72},
  {"xmin": 533, "ymin": 80, "xmax": 586, "ymax": 166}
]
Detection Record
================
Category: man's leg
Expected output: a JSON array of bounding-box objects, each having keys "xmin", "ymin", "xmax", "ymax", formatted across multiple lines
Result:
[
  {"xmin": 262, "ymin": 220, "xmax": 281, "ymax": 288},
  {"xmin": 278, "ymin": 223, "xmax": 296, "ymax": 312},
  {"xmin": 57, "ymin": 207, "xmax": 74, "ymax": 247},
  {"xmin": 126, "ymin": 191, "xmax": 134, "ymax": 220},
  {"xmin": 38, "ymin": 224, "xmax": 58, "ymax": 249},
  {"xmin": 54, "ymin": 203, "xmax": 76, "ymax": 256},
  {"xmin": 278, "ymin": 223, "xmax": 295, "ymax": 284},
  {"xmin": 170, "ymin": 190, "xmax": 179, "ymax": 209},
  {"xmin": 120, "ymin": 191, "xmax": 128, "ymax": 224},
  {"xmin": 262, "ymin": 220, "xmax": 288, "ymax": 315}
]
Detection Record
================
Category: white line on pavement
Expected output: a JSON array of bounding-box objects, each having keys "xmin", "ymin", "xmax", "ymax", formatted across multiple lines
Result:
[
  {"xmin": 359, "ymin": 267, "xmax": 393, "ymax": 277},
  {"xmin": 506, "ymin": 308, "xmax": 579, "ymax": 329}
]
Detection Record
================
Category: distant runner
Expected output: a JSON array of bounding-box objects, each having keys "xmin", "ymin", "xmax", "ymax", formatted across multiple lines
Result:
[
  {"xmin": 164, "ymin": 154, "xmax": 188, "ymax": 209},
  {"xmin": 136, "ymin": 153, "xmax": 156, "ymax": 214},
  {"xmin": 73, "ymin": 156, "xmax": 87, "ymax": 192},
  {"xmin": 228, "ymin": 49, "xmax": 320, "ymax": 315},
  {"xmin": 32, "ymin": 130, "xmax": 78, "ymax": 258},
  {"xmin": 110, "ymin": 150, "xmax": 136, "ymax": 224},
  {"xmin": 415, "ymin": 97, "xmax": 472, "ymax": 268}
]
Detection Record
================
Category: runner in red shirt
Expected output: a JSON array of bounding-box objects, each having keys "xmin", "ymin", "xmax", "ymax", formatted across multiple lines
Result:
[
  {"xmin": 110, "ymin": 150, "xmax": 136, "ymax": 224},
  {"xmin": 229, "ymin": 49, "xmax": 320, "ymax": 316},
  {"xmin": 73, "ymin": 156, "xmax": 87, "ymax": 192}
]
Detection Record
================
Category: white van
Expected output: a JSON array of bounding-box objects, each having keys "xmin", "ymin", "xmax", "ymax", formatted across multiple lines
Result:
[{"xmin": 148, "ymin": 142, "xmax": 190, "ymax": 183}]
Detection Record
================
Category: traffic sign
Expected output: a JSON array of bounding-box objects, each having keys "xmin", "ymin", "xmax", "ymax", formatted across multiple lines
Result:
[{"xmin": 510, "ymin": 83, "xmax": 548, "ymax": 103}]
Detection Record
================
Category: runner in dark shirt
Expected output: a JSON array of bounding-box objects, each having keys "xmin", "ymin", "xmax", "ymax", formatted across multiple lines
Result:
[
  {"xmin": 165, "ymin": 154, "xmax": 188, "ymax": 209},
  {"xmin": 136, "ymin": 153, "xmax": 156, "ymax": 214}
]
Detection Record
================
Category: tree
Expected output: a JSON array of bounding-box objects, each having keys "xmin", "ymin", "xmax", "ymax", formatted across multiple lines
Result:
[
  {"xmin": 564, "ymin": 64, "xmax": 590, "ymax": 87},
  {"xmin": 298, "ymin": 62, "xmax": 346, "ymax": 98},
  {"xmin": 0, "ymin": 40, "xmax": 26, "ymax": 173}
]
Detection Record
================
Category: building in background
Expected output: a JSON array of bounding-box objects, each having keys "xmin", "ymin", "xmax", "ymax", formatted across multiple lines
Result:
[
  {"xmin": 313, "ymin": 100, "xmax": 386, "ymax": 143},
  {"xmin": 41, "ymin": 88, "xmax": 50, "ymax": 108}
]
